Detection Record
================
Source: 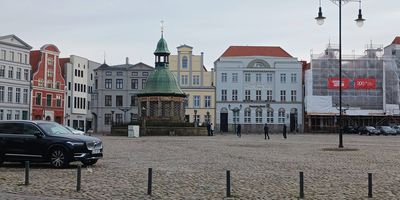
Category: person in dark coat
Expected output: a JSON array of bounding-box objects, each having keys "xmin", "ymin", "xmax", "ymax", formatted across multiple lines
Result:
[
  {"xmin": 206, "ymin": 122, "xmax": 211, "ymax": 136},
  {"xmin": 264, "ymin": 123, "xmax": 270, "ymax": 140},
  {"xmin": 283, "ymin": 124, "xmax": 287, "ymax": 139},
  {"xmin": 236, "ymin": 124, "xmax": 241, "ymax": 138}
]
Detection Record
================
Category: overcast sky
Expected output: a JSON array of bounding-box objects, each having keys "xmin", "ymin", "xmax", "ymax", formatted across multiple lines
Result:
[{"xmin": 1, "ymin": 0, "xmax": 400, "ymax": 69}]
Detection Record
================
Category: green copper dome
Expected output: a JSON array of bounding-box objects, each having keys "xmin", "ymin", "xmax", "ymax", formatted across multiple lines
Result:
[
  {"xmin": 139, "ymin": 67, "xmax": 185, "ymax": 96},
  {"xmin": 154, "ymin": 36, "xmax": 170, "ymax": 54}
]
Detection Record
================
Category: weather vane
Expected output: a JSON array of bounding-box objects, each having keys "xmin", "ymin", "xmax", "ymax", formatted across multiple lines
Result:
[{"xmin": 160, "ymin": 20, "xmax": 164, "ymax": 37}]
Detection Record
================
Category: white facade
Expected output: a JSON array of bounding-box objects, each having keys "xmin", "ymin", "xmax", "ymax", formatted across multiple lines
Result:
[
  {"xmin": 0, "ymin": 35, "xmax": 32, "ymax": 120},
  {"xmin": 215, "ymin": 54, "xmax": 303, "ymax": 133},
  {"xmin": 62, "ymin": 55, "xmax": 100, "ymax": 131}
]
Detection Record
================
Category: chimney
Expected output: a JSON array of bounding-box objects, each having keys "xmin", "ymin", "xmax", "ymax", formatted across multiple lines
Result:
[{"xmin": 126, "ymin": 57, "xmax": 129, "ymax": 64}]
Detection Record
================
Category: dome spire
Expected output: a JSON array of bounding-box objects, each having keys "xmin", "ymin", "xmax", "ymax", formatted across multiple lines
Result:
[{"xmin": 160, "ymin": 20, "xmax": 164, "ymax": 38}]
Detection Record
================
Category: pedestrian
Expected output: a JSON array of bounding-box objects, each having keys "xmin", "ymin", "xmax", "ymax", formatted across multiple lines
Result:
[
  {"xmin": 237, "ymin": 124, "xmax": 241, "ymax": 138},
  {"xmin": 264, "ymin": 123, "xmax": 270, "ymax": 140},
  {"xmin": 206, "ymin": 122, "xmax": 211, "ymax": 136},
  {"xmin": 283, "ymin": 124, "xmax": 287, "ymax": 139},
  {"xmin": 211, "ymin": 123, "xmax": 214, "ymax": 136}
]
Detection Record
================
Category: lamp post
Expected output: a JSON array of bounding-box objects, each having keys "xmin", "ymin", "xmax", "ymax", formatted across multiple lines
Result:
[
  {"xmin": 118, "ymin": 107, "xmax": 132, "ymax": 125},
  {"xmin": 228, "ymin": 104, "xmax": 242, "ymax": 132},
  {"xmin": 142, "ymin": 106, "xmax": 146, "ymax": 134},
  {"xmin": 315, "ymin": 0, "xmax": 365, "ymax": 148},
  {"xmin": 194, "ymin": 109, "xmax": 198, "ymax": 127},
  {"xmin": 111, "ymin": 110, "xmax": 114, "ymax": 125}
]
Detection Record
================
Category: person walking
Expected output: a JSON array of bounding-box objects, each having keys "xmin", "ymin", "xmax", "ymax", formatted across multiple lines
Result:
[
  {"xmin": 210, "ymin": 123, "xmax": 214, "ymax": 136},
  {"xmin": 206, "ymin": 122, "xmax": 211, "ymax": 136},
  {"xmin": 283, "ymin": 124, "xmax": 287, "ymax": 139},
  {"xmin": 264, "ymin": 123, "xmax": 270, "ymax": 140},
  {"xmin": 236, "ymin": 124, "xmax": 241, "ymax": 138}
]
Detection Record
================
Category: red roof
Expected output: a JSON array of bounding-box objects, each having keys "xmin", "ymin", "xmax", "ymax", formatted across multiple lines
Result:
[
  {"xmin": 221, "ymin": 46, "xmax": 292, "ymax": 58},
  {"xmin": 392, "ymin": 37, "xmax": 400, "ymax": 44}
]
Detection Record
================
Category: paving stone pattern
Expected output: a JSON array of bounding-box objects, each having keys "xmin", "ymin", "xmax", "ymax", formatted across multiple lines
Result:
[{"xmin": 1, "ymin": 134, "xmax": 400, "ymax": 199}]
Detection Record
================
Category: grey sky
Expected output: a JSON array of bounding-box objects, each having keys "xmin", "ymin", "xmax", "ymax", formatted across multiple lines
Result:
[{"xmin": 1, "ymin": 0, "xmax": 399, "ymax": 69}]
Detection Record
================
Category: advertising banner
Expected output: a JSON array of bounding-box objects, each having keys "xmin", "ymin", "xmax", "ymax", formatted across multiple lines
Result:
[
  {"xmin": 354, "ymin": 78, "xmax": 376, "ymax": 89},
  {"xmin": 327, "ymin": 78, "xmax": 350, "ymax": 89}
]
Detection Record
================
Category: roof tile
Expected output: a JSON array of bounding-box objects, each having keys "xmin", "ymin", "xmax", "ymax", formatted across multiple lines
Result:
[{"xmin": 221, "ymin": 46, "xmax": 292, "ymax": 58}]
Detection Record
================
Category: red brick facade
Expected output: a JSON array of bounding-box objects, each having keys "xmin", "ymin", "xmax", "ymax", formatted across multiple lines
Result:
[{"xmin": 30, "ymin": 44, "xmax": 65, "ymax": 124}]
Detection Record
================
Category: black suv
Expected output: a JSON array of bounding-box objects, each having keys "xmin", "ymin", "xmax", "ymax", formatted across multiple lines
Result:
[{"xmin": 0, "ymin": 121, "xmax": 103, "ymax": 168}]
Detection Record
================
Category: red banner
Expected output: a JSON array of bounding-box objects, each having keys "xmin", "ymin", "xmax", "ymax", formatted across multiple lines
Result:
[
  {"xmin": 354, "ymin": 78, "xmax": 376, "ymax": 89},
  {"xmin": 327, "ymin": 78, "xmax": 350, "ymax": 89}
]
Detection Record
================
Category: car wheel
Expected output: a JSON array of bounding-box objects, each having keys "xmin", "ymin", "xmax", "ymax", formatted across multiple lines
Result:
[
  {"xmin": 81, "ymin": 159, "xmax": 98, "ymax": 166},
  {"xmin": 50, "ymin": 148, "xmax": 69, "ymax": 168}
]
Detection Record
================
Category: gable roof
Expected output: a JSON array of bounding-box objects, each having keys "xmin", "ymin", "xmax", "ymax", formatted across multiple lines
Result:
[
  {"xmin": 220, "ymin": 46, "xmax": 292, "ymax": 58},
  {"xmin": 392, "ymin": 36, "xmax": 400, "ymax": 45},
  {"xmin": 0, "ymin": 34, "xmax": 32, "ymax": 50}
]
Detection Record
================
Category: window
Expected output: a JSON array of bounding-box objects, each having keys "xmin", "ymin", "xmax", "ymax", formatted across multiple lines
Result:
[
  {"xmin": 142, "ymin": 72, "xmax": 149, "ymax": 76},
  {"xmin": 142, "ymin": 79, "xmax": 146, "ymax": 89},
  {"xmin": 74, "ymin": 83, "xmax": 77, "ymax": 91},
  {"xmin": 15, "ymin": 88, "xmax": 21, "ymax": 103},
  {"xmin": 266, "ymin": 90, "xmax": 273, "ymax": 102},
  {"xmin": 232, "ymin": 90, "xmax": 238, "ymax": 101},
  {"xmin": 204, "ymin": 96, "xmax": 211, "ymax": 108},
  {"xmin": 193, "ymin": 75, "xmax": 200, "ymax": 85},
  {"xmin": 232, "ymin": 73, "xmax": 238, "ymax": 83},
  {"xmin": 36, "ymin": 93, "xmax": 41, "ymax": 105},
  {"xmin": 244, "ymin": 73, "xmax": 251, "ymax": 82},
  {"xmin": 74, "ymin": 69, "xmax": 77, "ymax": 76},
  {"xmin": 115, "ymin": 114, "xmax": 123, "ymax": 124},
  {"xmin": 116, "ymin": 95, "xmax": 123, "ymax": 106},
  {"xmin": 116, "ymin": 79, "xmax": 123, "ymax": 89},
  {"xmin": 193, "ymin": 96, "xmax": 200, "ymax": 108},
  {"xmin": 0, "ymin": 86, "xmax": 4, "ymax": 102},
  {"xmin": 0, "ymin": 109, "xmax": 3, "ymax": 120},
  {"xmin": 181, "ymin": 75, "xmax": 188, "ymax": 85},
  {"xmin": 8, "ymin": 66, "xmax": 13, "ymax": 78},
  {"xmin": 24, "ymin": 69, "xmax": 29, "ymax": 80},
  {"xmin": 56, "ymin": 82, "xmax": 61, "ymax": 89},
  {"xmin": 244, "ymin": 108, "xmax": 251, "ymax": 123},
  {"xmin": 68, "ymin": 96, "xmax": 71, "ymax": 108},
  {"xmin": 291, "ymin": 73, "xmax": 297, "ymax": 83},
  {"xmin": 10, "ymin": 51, "xmax": 14, "ymax": 61},
  {"xmin": 117, "ymin": 71, "xmax": 123, "ymax": 76},
  {"xmin": 18, "ymin": 53, "xmax": 22, "ymax": 63},
  {"xmin": 131, "ymin": 79, "xmax": 138, "ymax": 89},
  {"xmin": 221, "ymin": 90, "xmax": 227, "ymax": 101},
  {"xmin": 267, "ymin": 73, "xmax": 273, "ymax": 82},
  {"xmin": 6, "ymin": 110, "xmax": 12, "ymax": 120},
  {"xmin": 221, "ymin": 73, "xmax": 227, "ymax": 82},
  {"xmin": 130, "ymin": 95, "xmax": 137, "ymax": 106},
  {"xmin": 182, "ymin": 56, "xmax": 188, "ymax": 68},
  {"xmin": 256, "ymin": 108, "xmax": 262, "ymax": 124},
  {"xmin": 256, "ymin": 73, "xmax": 261, "ymax": 82},
  {"xmin": 0, "ymin": 65, "xmax": 4, "ymax": 77},
  {"xmin": 280, "ymin": 73, "xmax": 286, "ymax": 83},
  {"xmin": 7, "ymin": 87, "xmax": 12, "ymax": 102},
  {"xmin": 278, "ymin": 108, "xmax": 285, "ymax": 124},
  {"xmin": 105, "ymin": 79, "xmax": 112, "ymax": 89},
  {"xmin": 267, "ymin": 108, "xmax": 274, "ymax": 123},
  {"xmin": 23, "ymin": 89, "xmax": 28, "ymax": 104},
  {"xmin": 46, "ymin": 94, "xmax": 52, "ymax": 106},
  {"xmin": 280, "ymin": 90, "xmax": 286, "ymax": 102},
  {"xmin": 105, "ymin": 95, "xmax": 112, "ymax": 106},
  {"xmin": 256, "ymin": 90, "xmax": 261, "ymax": 101},
  {"xmin": 16, "ymin": 68, "xmax": 21, "ymax": 79},
  {"xmin": 245, "ymin": 90, "xmax": 251, "ymax": 101},
  {"xmin": 24, "ymin": 54, "xmax": 28, "ymax": 64},
  {"xmin": 38, "ymin": 79, "xmax": 44, "ymax": 87},
  {"xmin": 291, "ymin": 90, "xmax": 297, "ymax": 102},
  {"xmin": 74, "ymin": 97, "xmax": 77, "ymax": 108},
  {"xmin": 132, "ymin": 72, "xmax": 138, "ymax": 76},
  {"xmin": 233, "ymin": 111, "xmax": 239, "ymax": 124},
  {"xmin": 106, "ymin": 71, "xmax": 112, "ymax": 76},
  {"xmin": 56, "ymin": 95, "xmax": 62, "ymax": 107},
  {"xmin": 47, "ymin": 69, "xmax": 53, "ymax": 77},
  {"xmin": 1, "ymin": 50, "xmax": 5, "ymax": 60},
  {"xmin": 104, "ymin": 114, "xmax": 111, "ymax": 125},
  {"xmin": 95, "ymin": 79, "xmax": 98, "ymax": 89},
  {"xmin": 47, "ymin": 80, "xmax": 53, "ymax": 88}
]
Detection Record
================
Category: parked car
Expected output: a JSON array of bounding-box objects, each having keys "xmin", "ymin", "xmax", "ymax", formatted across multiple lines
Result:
[
  {"xmin": 0, "ymin": 121, "xmax": 103, "ymax": 168},
  {"xmin": 358, "ymin": 126, "xmax": 380, "ymax": 135},
  {"xmin": 343, "ymin": 125, "xmax": 357, "ymax": 134},
  {"xmin": 64, "ymin": 126, "xmax": 85, "ymax": 135},
  {"xmin": 376, "ymin": 126, "xmax": 397, "ymax": 135},
  {"xmin": 391, "ymin": 125, "xmax": 400, "ymax": 134}
]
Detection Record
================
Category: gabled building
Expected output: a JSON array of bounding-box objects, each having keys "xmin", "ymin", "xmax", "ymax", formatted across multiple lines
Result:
[
  {"xmin": 0, "ymin": 35, "xmax": 32, "ymax": 120},
  {"xmin": 215, "ymin": 46, "xmax": 303, "ymax": 133},
  {"xmin": 30, "ymin": 44, "xmax": 65, "ymax": 124},
  {"xmin": 169, "ymin": 45, "xmax": 215, "ymax": 125}
]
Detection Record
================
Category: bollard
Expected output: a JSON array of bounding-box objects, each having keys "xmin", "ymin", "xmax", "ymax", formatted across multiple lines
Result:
[
  {"xmin": 76, "ymin": 164, "xmax": 81, "ymax": 192},
  {"xmin": 147, "ymin": 168, "xmax": 152, "ymax": 195},
  {"xmin": 368, "ymin": 173, "xmax": 372, "ymax": 198},
  {"xmin": 299, "ymin": 171, "xmax": 304, "ymax": 199},
  {"xmin": 25, "ymin": 161, "xmax": 29, "ymax": 185},
  {"xmin": 226, "ymin": 170, "xmax": 231, "ymax": 198}
]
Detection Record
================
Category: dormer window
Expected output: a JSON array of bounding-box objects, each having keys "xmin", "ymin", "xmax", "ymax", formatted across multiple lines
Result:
[{"xmin": 182, "ymin": 56, "xmax": 188, "ymax": 68}]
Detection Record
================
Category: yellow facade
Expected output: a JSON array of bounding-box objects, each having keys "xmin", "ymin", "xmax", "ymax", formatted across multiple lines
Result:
[{"xmin": 169, "ymin": 45, "xmax": 216, "ymax": 126}]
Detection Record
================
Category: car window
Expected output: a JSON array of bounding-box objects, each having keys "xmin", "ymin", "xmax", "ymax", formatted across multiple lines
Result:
[
  {"xmin": 0, "ymin": 123, "xmax": 23, "ymax": 134},
  {"xmin": 38, "ymin": 122, "xmax": 72, "ymax": 135},
  {"xmin": 24, "ymin": 124, "xmax": 41, "ymax": 135}
]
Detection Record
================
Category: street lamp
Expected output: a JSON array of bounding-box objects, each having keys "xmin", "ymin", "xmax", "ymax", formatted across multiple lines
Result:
[
  {"xmin": 111, "ymin": 110, "xmax": 114, "ymax": 125},
  {"xmin": 315, "ymin": 0, "xmax": 365, "ymax": 148},
  {"xmin": 142, "ymin": 106, "xmax": 147, "ymax": 134},
  {"xmin": 228, "ymin": 104, "xmax": 242, "ymax": 131},
  {"xmin": 118, "ymin": 107, "xmax": 132, "ymax": 125},
  {"xmin": 194, "ymin": 109, "xmax": 198, "ymax": 127}
]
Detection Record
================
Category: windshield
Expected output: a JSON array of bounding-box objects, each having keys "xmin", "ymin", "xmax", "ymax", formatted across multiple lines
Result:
[
  {"xmin": 38, "ymin": 122, "xmax": 73, "ymax": 135},
  {"xmin": 65, "ymin": 126, "xmax": 75, "ymax": 131},
  {"xmin": 382, "ymin": 126, "xmax": 392, "ymax": 131},
  {"xmin": 366, "ymin": 126, "xmax": 375, "ymax": 130}
]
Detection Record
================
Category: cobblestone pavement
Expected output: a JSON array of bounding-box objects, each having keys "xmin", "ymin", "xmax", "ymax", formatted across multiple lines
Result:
[{"xmin": 1, "ymin": 133, "xmax": 400, "ymax": 199}]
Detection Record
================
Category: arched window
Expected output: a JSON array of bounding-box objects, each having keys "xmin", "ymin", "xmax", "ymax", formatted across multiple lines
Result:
[
  {"xmin": 267, "ymin": 108, "xmax": 274, "ymax": 124},
  {"xmin": 255, "ymin": 108, "xmax": 262, "ymax": 124},
  {"xmin": 182, "ymin": 56, "xmax": 188, "ymax": 68},
  {"xmin": 278, "ymin": 108, "xmax": 285, "ymax": 124},
  {"xmin": 244, "ymin": 108, "xmax": 251, "ymax": 123}
]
